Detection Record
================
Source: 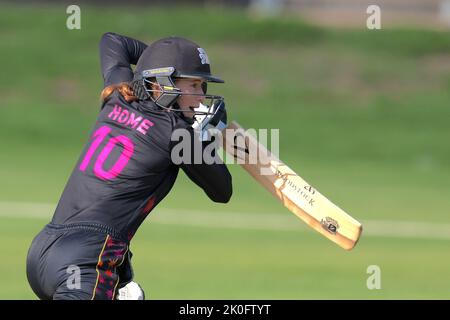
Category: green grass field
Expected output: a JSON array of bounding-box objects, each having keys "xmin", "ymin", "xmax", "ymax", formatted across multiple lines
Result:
[{"xmin": 0, "ymin": 4, "xmax": 449, "ymax": 299}]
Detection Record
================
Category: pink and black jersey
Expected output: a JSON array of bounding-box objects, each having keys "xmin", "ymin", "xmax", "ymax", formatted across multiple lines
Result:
[
  {"xmin": 27, "ymin": 32, "xmax": 232, "ymax": 300},
  {"xmin": 51, "ymin": 32, "xmax": 232, "ymax": 241}
]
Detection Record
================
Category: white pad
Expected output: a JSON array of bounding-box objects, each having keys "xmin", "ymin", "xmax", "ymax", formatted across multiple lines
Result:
[{"xmin": 116, "ymin": 281, "xmax": 145, "ymax": 300}]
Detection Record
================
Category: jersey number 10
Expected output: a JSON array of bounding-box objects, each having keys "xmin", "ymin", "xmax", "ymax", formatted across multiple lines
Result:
[{"xmin": 79, "ymin": 125, "xmax": 134, "ymax": 180}]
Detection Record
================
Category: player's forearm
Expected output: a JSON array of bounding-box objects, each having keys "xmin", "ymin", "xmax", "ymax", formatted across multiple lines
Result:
[
  {"xmin": 182, "ymin": 162, "xmax": 232, "ymax": 203},
  {"xmin": 99, "ymin": 32, "xmax": 148, "ymax": 87}
]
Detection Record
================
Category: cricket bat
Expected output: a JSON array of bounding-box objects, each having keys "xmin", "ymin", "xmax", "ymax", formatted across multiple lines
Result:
[{"xmin": 222, "ymin": 121, "xmax": 362, "ymax": 250}]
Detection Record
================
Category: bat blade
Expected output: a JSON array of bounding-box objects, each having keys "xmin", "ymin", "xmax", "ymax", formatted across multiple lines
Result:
[{"xmin": 222, "ymin": 121, "xmax": 362, "ymax": 250}]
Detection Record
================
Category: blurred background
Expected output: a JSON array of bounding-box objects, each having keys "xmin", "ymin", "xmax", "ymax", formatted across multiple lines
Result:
[{"xmin": 0, "ymin": 0, "xmax": 449, "ymax": 299}]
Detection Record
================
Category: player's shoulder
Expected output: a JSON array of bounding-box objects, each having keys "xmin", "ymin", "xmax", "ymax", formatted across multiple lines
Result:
[
  {"xmin": 98, "ymin": 93, "xmax": 189, "ymax": 152},
  {"xmin": 101, "ymin": 93, "xmax": 171, "ymax": 125}
]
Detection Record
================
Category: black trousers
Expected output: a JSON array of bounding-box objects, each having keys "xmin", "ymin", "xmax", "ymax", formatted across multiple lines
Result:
[{"xmin": 26, "ymin": 223, "xmax": 133, "ymax": 300}]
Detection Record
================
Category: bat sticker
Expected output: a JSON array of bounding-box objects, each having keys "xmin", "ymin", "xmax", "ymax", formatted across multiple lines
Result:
[{"xmin": 321, "ymin": 217, "xmax": 340, "ymax": 235}]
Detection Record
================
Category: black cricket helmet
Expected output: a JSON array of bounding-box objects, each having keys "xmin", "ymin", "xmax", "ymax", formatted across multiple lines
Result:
[{"xmin": 133, "ymin": 36, "xmax": 224, "ymax": 117}]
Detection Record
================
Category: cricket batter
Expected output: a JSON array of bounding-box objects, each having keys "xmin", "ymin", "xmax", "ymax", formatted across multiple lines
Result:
[{"xmin": 26, "ymin": 33, "xmax": 232, "ymax": 300}]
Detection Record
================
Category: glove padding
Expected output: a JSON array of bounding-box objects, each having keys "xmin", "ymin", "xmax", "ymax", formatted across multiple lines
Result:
[{"xmin": 192, "ymin": 100, "xmax": 227, "ymax": 141}]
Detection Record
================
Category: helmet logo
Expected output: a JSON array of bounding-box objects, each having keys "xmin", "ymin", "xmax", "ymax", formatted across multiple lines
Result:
[
  {"xmin": 197, "ymin": 48, "xmax": 210, "ymax": 65},
  {"xmin": 142, "ymin": 67, "xmax": 174, "ymax": 77}
]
